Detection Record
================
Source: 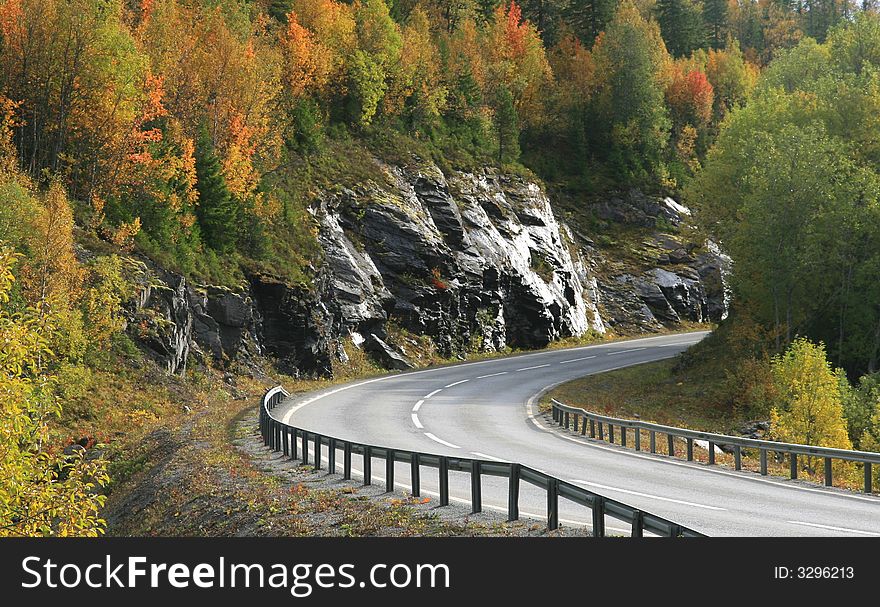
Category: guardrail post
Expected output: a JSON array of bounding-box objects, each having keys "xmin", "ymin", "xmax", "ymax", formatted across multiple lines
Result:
[
  {"xmin": 734, "ymin": 446, "xmax": 742, "ymax": 471},
  {"xmin": 267, "ymin": 420, "xmax": 274, "ymax": 450},
  {"xmin": 631, "ymin": 510, "xmax": 644, "ymax": 538},
  {"xmin": 865, "ymin": 463, "xmax": 873, "ymax": 494},
  {"xmin": 565, "ymin": 412, "xmax": 571, "ymax": 429},
  {"xmin": 547, "ymin": 478, "xmax": 558, "ymax": 531},
  {"xmin": 508, "ymin": 463, "xmax": 520, "ymax": 522},
  {"xmin": 343, "ymin": 442, "xmax": 352, "ymax": 480},
  {"xmin": 609, "ymin": 424, "xmax": 615, "ymax": 444},
  {"xmin": 411, "ymin": 453, "xmax": 420, "ymax": 497},
  {"xmin": 265, "ymin": 419, "xmax": 271, "ymax": 449},
  {"xmin": 301, "ymin": 431, "xmax": 308, "ymax": 465},
  {"xmin": 471, "ymin": 461, "xmax": 482, "ymax": 514},
  {"xmin": 385, "ymin": 450, "xmax": 395, "ymax": 493},
  {"xmin": 824, "ymin": 457, "xmax": 832, "ymax": 487},
  {"xmin": 759, "ymin": 449, "xmax": 767, "ymax": 475},
  {"xmin": 590, "ymin": 419, "xmax": 596, "ymax": 438},
  {"xmin": 635, "ymin": 429, "xmax": 641, "ymax": 451},
  {"xmin": 621, "ymin": 426, "xmax": 627, "ymax": 447},
  {"xmin": 708, "ymin": 442, "xmax": 715, "ymax": 465},
  {"xmin": 363, "ymin": 446, "xmax": 372, "ymax": 486},
  {"xmin": 598, "ymin": 422, "xmax": 604, "ymax": 441},
  {"xmin": 282, "ymin": 426, "xmax": 289, "ymax": 457},
  {"xmin": 591, "ymin": 496, "xmax": 606, "ymax": 537},
  {"xmin": 650, "ymin": 431, "xmax": 656, "ymax": 453},
  {"xmin": 439, "ymin": 457, "xmax": 449, "ymax": 506},
  {"xmin": 291, "ymin": 428, "xmax": 298, "ymax": 460},
  {"xmin": 581, "ymin": 416, "xmax": 588, "ymax": 436},
  {"xmin": 686, "ymin": 438, "xmax": 693, "ymax": 461},
  {"xmin": 573, "ymin": 415, "xmax": 579, "ymax": 433},
  {"xmin": 669, "ymin": 524, "xmax": 683, "ymax": 538},
  {"xmin": 667, "ymin": 434, "xmax": 675, "ymax": 457},
  {"xmin": 328, "ymin": 438, "xmax": 336, "ymax": 473},
  {"xmin": 790, "ymin": 453, "xmax": 798, "ymax": 479},
  {"xmin": 314, "ymin": 434, "xmax": 322, "ymax": 470},
  {"xmin": 552, "ymin": 406, "xmax": 558, "ymax": 423}
]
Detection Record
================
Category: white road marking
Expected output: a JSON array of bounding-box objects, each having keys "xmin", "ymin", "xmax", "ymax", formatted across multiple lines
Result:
[
  {"xmin": 280, "ymin": 331, "xmax": 708, "ymax": 425},
  {"xmin": 477, "ymin": 372, "xmax": 509, "ymax": 379},
  {"xmin": 304, "ymin": 450, "xmax": 636, "ymax": 535},
  {"xmin": 424, "ymin": 433, "xmax": 461, "ymax": 449},
  {"xmin": 471, "ymin": 452, "xmax": 507, "ymax": 462},
  {"xmin": 607, "ymin": 347, "xmax": 647, "ymax": 356},
  {"xmin": 559, "ymin": 355, "xmax": 597, "ymax": 365},
  {"xmin": 412, "ymin": 399, "xmax": 425, "ymax": 412},
  {"xmin": 444, "ymin": 379, "xmax": 470, "ymax": 388},
  {"xmin": 411, "ymin": 414, "xmax": 424, "ymax": 429},
  {"xmin": 570, "ymin": 480, "xmax": 726, "ymax": 511},
  {"xmin": 787, "ymin": 521, "xmax": 880, "ymax": 536},
  {"xmin": 525, "ymin": 376, "xmax": 880, "ymax": 505},
  {"xmin": 517, "ymin": 364, "xmax": 551, "ymax": 372},
  {"xmin": 424, "ymin": 389, "xmax": 443, "ymax": 399}
]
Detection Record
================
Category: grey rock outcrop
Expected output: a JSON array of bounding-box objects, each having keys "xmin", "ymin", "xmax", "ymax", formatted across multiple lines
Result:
[
  {"xmin": 312, "ymin": 161, "xmax": 599, "ymax": 363},
  {"xmin": 126, "ymin": 265, "xmax": 192, "ymax": 375},
  {"xmin": 363, "ymin": 334, "xmax": 414, "ymax": 370},
  {"xmin": 120, "ymin": 157, "xmax": 729, "ymax": 377}
]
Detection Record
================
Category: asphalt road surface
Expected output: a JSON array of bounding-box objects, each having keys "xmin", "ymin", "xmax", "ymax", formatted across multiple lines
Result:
[{"xmin": 273, "ymin": 332, "xmax": 880, "ymax": 536}]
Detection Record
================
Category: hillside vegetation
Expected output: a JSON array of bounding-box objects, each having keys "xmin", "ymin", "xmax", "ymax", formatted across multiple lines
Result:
[{"xmin": 2, "ymin": 0, "xmax": 880, "ymax": 534}]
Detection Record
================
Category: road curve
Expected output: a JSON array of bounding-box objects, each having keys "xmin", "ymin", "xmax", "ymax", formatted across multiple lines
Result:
[{"xmin": 273, "ymin": 332, "xmax": 880, "ymax": 536}]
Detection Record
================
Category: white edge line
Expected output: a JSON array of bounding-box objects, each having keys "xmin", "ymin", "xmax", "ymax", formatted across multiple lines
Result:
[
  {"xmin": 570, "ymin": 480, "xmax": 726, "ymax": 511},
  {"xmin": 424, "ymin": 432, "xmax": 460, "ymax": 449},
  {"xmin": 471, "ymin": 451, "xmax": 507, "ymax": 462},
  {"xmin": 786, "ymin": 521, "xmax": 880, "ymax": 536},
  {"xmin": 303, "ymin": 450, "xmax": 637, "ymax": 535},
  {"xmin": 411, "ymin": 413, "xmax": 423, "ymax": 429},
  {"xmin": 524, "ymin": 366, "xmax": 880, "ymax": 505}
]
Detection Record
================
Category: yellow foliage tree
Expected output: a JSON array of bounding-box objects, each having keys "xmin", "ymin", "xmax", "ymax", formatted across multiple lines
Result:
[
  {"xmin": 770, "ymin": 339, "xmax": 853, "ymax": 474},
  {"xmin": 0, "ymin": 247, "xmax": 108, "ymax": 536}
]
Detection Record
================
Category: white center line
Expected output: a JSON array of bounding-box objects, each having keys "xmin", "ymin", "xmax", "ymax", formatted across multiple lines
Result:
[
  {"xmin": 787, "ymin": 521, "xmax": 880, "ymax": 536},
  {"xmin": 424, "ymin": 389, "xmax": 443, "ymax": 399},
  {"xmin": 477, "ymin": 371, "xmax": 509, "ymax": 379},
  {"xmin": 411, "ymin": 414, "xmax": 424, "ymax": 429},
  {"xmin": 423, "ymin": 433, "xmax": 461, "ymax": 449},
  {"xmin": 471, "ymin": 451, "xmax": 507, "ymax": 462},
  {"xmin": 412, "ymin": 399, "xmax": 425, "ymax": 412},
  {"xmin": 607, "ymin": 347, "xmax": 647, "ymax": 356},
  {"xmin": 559, "ymin": 355, "xmax": 597, "ymax": 365},
  {"xmin": 570, "ymin": 480, "xmax": 727, "ymax": 511},
  {"xmin": 444, "ymin": 379, "xmax": 470, "ymax": 388},
  {"xmin": 517, "ymin": 364, "xmax": 551, "ymax": 372}
]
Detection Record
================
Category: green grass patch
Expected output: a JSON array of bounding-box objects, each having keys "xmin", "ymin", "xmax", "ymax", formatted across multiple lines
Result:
[{"xmin": 544, "ymin": 357, "xmax": 749, "ymax": 434}]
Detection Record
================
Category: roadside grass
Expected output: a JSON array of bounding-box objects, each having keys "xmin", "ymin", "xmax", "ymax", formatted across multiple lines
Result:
[{"xmin": 542, "ymin": 358, "xmax": 743, "ymax": 432}]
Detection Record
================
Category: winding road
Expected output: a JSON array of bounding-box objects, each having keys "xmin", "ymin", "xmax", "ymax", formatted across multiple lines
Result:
[{"xmin": 273, "ymin": 332, "xmax": 880, "ymax": 536}]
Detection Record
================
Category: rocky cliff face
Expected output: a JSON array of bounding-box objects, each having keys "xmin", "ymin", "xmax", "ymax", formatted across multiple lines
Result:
[
  {"xmin": 123, "ymin": 160, "xmax": 729, "ymax": 377},
  {"xmin": 315, "ymin": 161, "xmax": 599, "ymax": 360}
]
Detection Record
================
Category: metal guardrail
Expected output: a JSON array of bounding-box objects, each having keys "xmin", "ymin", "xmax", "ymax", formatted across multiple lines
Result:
[
  {"xmin": 550, "ymin": 399, "xmax": 879, "ymax": 494},
  {"xmin": 259, "ymin": 386, "xmax": 706, "ymax": 537}
]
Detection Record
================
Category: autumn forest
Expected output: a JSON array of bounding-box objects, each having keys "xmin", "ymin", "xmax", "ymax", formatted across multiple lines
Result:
[{"xmin": 3, "ymin": 0, "xmax": 880, "ymax": 536}]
